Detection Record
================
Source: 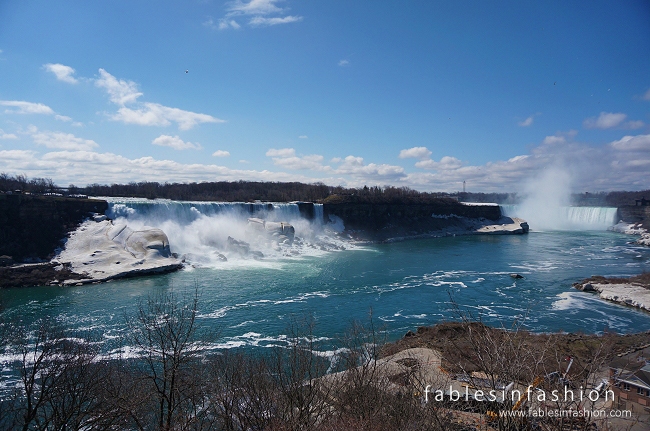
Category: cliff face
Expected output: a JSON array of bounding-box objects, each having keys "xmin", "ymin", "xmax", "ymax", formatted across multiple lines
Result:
[
  {"xmin": 0, "ymin": 194, "xmax": 108, "ymax": 262},
  {"xmin": 619, "ymin": 205, "xmax": 650, "ymax": 230},
  {"xmin": 323, "ymin": 201, "xmax": 502, "ymax": 240}
]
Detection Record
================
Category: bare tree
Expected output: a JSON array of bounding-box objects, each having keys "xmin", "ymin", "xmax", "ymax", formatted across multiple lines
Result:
[
  {"xmin": 2, "ymin": 319, "xmax": 101, "ymax": 431},
  {"xmin": 123, "ymin": 288, "xmax": 206, "ymax": 431}
]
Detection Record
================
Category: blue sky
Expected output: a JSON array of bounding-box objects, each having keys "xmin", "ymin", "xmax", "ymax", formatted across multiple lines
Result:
[{"xmin": 0, "ymin": 0, "xmax": 649, "ymax": 192}]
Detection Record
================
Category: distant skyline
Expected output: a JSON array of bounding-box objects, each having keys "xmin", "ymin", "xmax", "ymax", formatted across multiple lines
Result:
[{"xmin": 0, "ymin": 0, "xmax": 649, "ymax": 192}]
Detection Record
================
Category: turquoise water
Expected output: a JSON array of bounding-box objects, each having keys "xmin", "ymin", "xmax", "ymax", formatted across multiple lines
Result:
[{"xmin": 2, "ymin": 229, "xmax": 650, "ymax": 355}]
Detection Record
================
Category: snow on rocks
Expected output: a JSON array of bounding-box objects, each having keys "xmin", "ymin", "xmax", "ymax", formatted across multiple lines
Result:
[
  {"xmin": 56, "ymin": 218, "xmax": 182, "ymax": 285},
  {"xmin": 608, "ymin": 221, "xmax": 649, "ymax": 247},
  {"xmin": 574, "ymin": 282, "xmax": 650, "ymax": 313},
  {"xmin": 636, "ymin": 233, "xmax": 650, "ymax": 247}
]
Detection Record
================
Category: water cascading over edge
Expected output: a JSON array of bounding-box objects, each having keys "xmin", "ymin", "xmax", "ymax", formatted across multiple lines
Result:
[{"xmin": 500, "ymin": 205, "xmax": 618, "ymax": 231}]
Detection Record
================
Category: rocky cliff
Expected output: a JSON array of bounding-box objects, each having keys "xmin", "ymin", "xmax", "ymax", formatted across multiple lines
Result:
[
  {"xmin": 0, "ymin": 194, "xmax": 108, "ymax": 262},
  {"xmin": 618, "ymin": 205, "xmax": 650, "ymax": 230},
  {"xmin": 323, "ymin": 200, "xmax": 503, "ymax": 241}
]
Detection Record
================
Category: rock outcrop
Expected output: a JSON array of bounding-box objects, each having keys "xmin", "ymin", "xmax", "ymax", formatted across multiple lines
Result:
[
  {"xmin": 247, "ymin": 218, "xmax": 295, "ymax": 244},
  {"xmin": 0, "ymin": 194, "xmax": 108, "ymax": 262},
  {"xmin": 322, "ymin": 201, "xmax": 527, "ymax": 242},
  {"xmin": 323, "ymin": 200, "xmax": 501, "ymax": 233},
  {"xmin": 618, "ymin": 205, "xmax": 650, "ymax": 231},
  {"xmin": 636, "ymin": 233, "xmax": 650, "ymax": 247},
  {"xmin": 573, "ymin": 277, "xmax": 650, "ymax": 313},
  {"xmin": 55, "ymin": 216, "xmax": 182, "ymax": 285},
  {"xmin": 475, "ymin": 217, "xmax": 529, "ymax": 235},
  {"xmin": 609, "ymin": 221, "xmax": 650, "ymax": 247}
]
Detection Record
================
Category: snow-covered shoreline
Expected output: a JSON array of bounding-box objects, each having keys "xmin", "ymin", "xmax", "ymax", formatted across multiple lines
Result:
[
  {"xmin": 574, "ymin": 278, "xmax": 650, "ymax": 313},
  {"xmin": 608, "ymin": 221, "xmax": 650, "ymax": 246}
]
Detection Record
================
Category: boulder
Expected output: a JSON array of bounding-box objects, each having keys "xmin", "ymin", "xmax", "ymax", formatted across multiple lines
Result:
[
  {"xmin": 581, "ymin": 283, "xmax": 596, "ymax": 292},
  {"xmin": 55, "ymin": 219, "xmax": 182, "ymax": 284},
  {"xmin": 247, "ymin": 218, "xmax": 295, "ymax": 243},
  {"xmin": 227, "ymin": 236, "xmax": 251, "ymax": 255},
  {"xmin": 125, "ymin": 229, "xmax": 171, "ymax": 259},
  {"xmin": 0, "ymin": 255, "xmax": 14, "ymax": 267},
  {"xmin": 636, "ymin": 233, "xmax": 650, "ymax": 247}
]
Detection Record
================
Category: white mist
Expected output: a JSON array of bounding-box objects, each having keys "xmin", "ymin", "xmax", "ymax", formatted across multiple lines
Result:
[
  {"xmin": 516, "ymin": 166, "xmax": 573, "ymax": 231},
  {"xmin": 509, "ymin": 167, "xmax": 617, "ymax": 231}
]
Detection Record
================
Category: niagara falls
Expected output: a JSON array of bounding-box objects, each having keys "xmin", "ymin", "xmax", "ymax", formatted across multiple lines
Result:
[{"xmin": 1, "ymin": 1, "xmax": 650, "ymax": 429}]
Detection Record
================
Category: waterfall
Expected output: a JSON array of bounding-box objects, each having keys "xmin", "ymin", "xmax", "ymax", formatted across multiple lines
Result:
[
  {"xmin": 314, "ymin": 204, "xmax": 324, "ymax": 224},
  {"xmin": 500, "ymin": 205, "xmax": 618, "ymax": 231},
  {"xmin": 103, "ymin": 198, "xmax": 329, "ymax": 266}
]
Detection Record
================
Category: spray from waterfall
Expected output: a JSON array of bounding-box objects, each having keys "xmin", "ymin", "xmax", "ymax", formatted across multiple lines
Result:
[
  {"xmin": 105, "ymin": 199, "xmax": 345, "ymax": 267},
  {"xmin": 502, "ymin": 167, "xmax": 617, "ymax": 231}
]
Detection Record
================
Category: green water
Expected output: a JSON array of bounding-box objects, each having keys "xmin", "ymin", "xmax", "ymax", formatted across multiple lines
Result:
[{"xmin": 2, "ymin": 230, "xmax": 649, "ymax": 357}]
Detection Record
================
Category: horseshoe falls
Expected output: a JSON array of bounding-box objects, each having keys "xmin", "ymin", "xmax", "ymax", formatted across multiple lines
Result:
[{"xmin": 500, "ymin": 205, "xmax": 619, "ymax": 231}]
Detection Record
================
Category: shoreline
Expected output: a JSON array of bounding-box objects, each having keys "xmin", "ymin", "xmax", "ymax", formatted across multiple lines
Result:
[
  {"xmin": 338, "ymin": 216, "xmax": 529, "ymax": 244},
  {"xmin": 381, "ymin": 322, "xmax": 650, "ymax": 367},
  {"xmin": 573, "ymin": 274, "xmax": 650, "ymax": 313}
]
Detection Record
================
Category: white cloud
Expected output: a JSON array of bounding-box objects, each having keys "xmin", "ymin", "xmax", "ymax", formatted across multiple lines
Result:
[
  {"xmin": 340, "ymin": 155, "xmax": 363, "ymax": 167},
  {"xmin": 542, "ymin": 135, "xmax": 566, "ymax": 145},
  {"xmin": 113, "ymin": 103, "xmax": 223, "ymax": 130},
  {"xmin": 335, "ymin": 155, "xmax": 406, "ymax": 181},
  {"xmin": 227, "ymin": 0, "xmax": 283, "ymax": 15},
  {"xmin": 152, "ymin": 135, "xmax": 202, "ymax": 150},
  {"xmin": 643, "ymin": 88, "xmax": 650, "ymax": 101},
  {"xmin": 203, "ymin": 17, "xmax": 216, "ymax": 28},
  {"xmin": 0, "ymin": 100, "xmax": 55, "ymax": 115},
  {"xmin": 249, "ymin": 15, "xmax": 302, "ymax": 26},
  {"xmin": 583, "ymin": 112, "xmax": 627, "ymax": 129},
  {"xmin": 95, "ymin": 69, "xmax": 143, "ymax": 105},
  {"xmin": 266, "ymin": 148, "xmax": 296, "ymax": 157},
  {"xmin": 204, "ymin": 16, "xmax": 241, "ymax": 30},
  {"xmin": 399, "ymin": 146, "xmax": 432, "ymax": 160},
  {"xmin": 212, "ymin": 150, "xmax": 231, "ymax": 157},
  {"xmin": 0, "ymin": 128, "xmax": 18, "ymax": 140},
  {"xmin": 266, "ymin": 147, "xmax": 328, "ymax": 170},
  {"xmin": 623, "ymin": 120, "xmax": 644, "ymax": 130},
  {"xmin": 0, "ymin": 100, "xmax": 77, "ymax": 124},
  {"xmin": 55, "ymin": 114, "xmax": 72, "ymax": 122},
  {"xmin": 43, "ymin": 63, "xmax": 78, "ymax": 84},
  {"xmin": 1, "ymin": 133, "xmax": 650, "ymax": 192},
  {"xmin": 610, "ymin": 134, "xmax": 650, "ymax": 152},
  {"xmin": 518, "ymin": 116, "xmax": 534, "ymax": 127},
  {"xmin": 0, "ymin": 149, "xmax": 322, "ymax": 187},
  {"xmin": 221, "ymin": 0, "xmax": 302, "ymax": 28},
  {"xmin": 95, "ymin": 69, "xmax": 224, "ymax": 130},
  {"xmin": 415, "ymin": 156, "xmax": 462, "ymax": 170},
  {"xmin": 338, "ymin": 60, "xmax": 349, "ymax": 67},
  {"xmin": 221, "ymin": 19, "xmax": 241, "ymax": 29},
  {"xmin": 31, "ymin": 129, "xmax": 99, "ymax": 151},
  {"xmin": 298, "ymin": 135, "xmax": 308, "ymax": 139}
]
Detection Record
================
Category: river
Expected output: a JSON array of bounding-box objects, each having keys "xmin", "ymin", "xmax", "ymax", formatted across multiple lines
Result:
[{"xmin": 1, "ymin": 200, "xmax": 649, "ymax": 358}]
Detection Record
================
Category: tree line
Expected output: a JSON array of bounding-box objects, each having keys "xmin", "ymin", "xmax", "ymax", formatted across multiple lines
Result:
[
  {"xmin": 2, "ymin": 173, "xmax": 648, "ymax": 206},
  {"xmin": 0, "ymin": 174, "xmax": 57, "ymax": 195}
]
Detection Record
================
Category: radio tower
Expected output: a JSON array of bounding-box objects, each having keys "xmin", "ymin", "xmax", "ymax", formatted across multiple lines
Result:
[{"xmin": 463, "ymin": 180, "xmax": 466, "ymax": 193}]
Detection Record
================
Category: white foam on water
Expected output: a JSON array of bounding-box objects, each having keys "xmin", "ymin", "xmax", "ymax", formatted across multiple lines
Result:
[
  {"xmin": 198, "ymin": 291, "xmax": 332, "ymax": 319},
  {"xmin": 552, "ymin": 291, "xmax": 587, "ymax": 311},
  {"xmin": 103, "ymin": 198, "xmax": 353, "ymax": 268}
]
